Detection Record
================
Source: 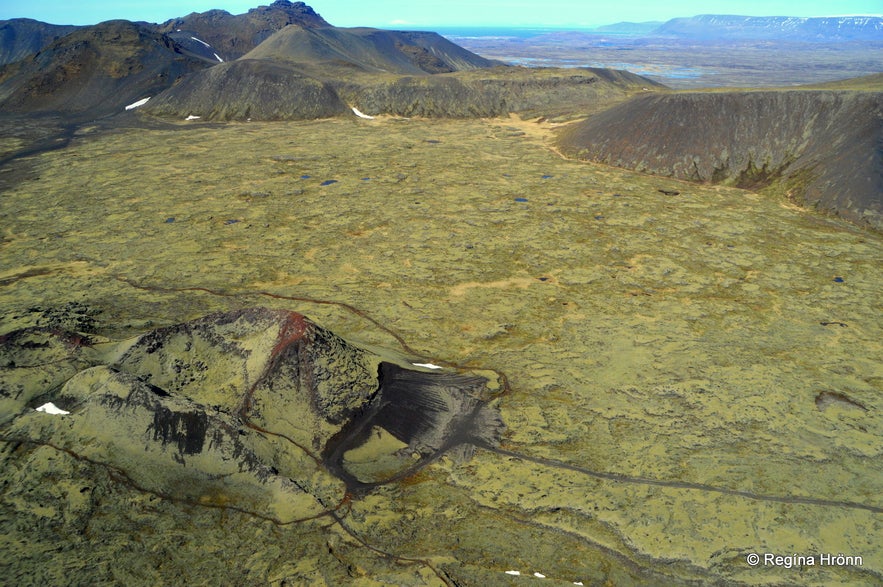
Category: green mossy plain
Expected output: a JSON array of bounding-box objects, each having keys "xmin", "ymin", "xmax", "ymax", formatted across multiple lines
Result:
[{"xmin": 1, "ymin": 115, "xmax": 881, "ymax": 585}]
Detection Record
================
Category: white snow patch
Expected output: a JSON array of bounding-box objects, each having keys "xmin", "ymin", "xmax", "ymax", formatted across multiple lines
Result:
[
  {"xmin": 185, "ymin": 115, "xmax": 201, "ymax": 121},
  {"xmin": 125, "ymin": 97, "xmax": 150, "ymax": 110},
  {"xmin": 214, "ymin": 52, "xmax": 224, "ymax": 63},
  {"xmin": 352, "ymin": 107, "xmax": 375, "ymax": 120},
  {"xmin": 36, "ymin": 402, "xmax": 70, "ymax": 415},
  {"xmin": 191, "ymin": 36, "xmax": 211, "ymax": 48},
  {"xmin": 505, "ymin": 570, "xmax": 521, "ymax": 576},
  {"xmin": 412, "ymin": 362, "xmax": 443, "ymax": 370}
]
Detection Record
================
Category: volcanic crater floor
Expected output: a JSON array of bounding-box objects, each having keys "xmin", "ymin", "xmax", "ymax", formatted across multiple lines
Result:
[{"xmin": 0, "ymin": 114, "xmax": 881, "ymax": 585}]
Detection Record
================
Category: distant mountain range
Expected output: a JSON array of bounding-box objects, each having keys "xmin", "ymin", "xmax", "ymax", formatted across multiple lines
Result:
[
  {"xmin": 592, "ymin": 14, "xmax": 882, "ymax": 40},
  {"xmin": 650, "ymin": 14, "xmax": 883, "ymax": 41},
  {"xmin": 0, "ymin": 1, "xmax": 507, "ymax": 119},
  {"xmin": 0, "ymin": 0, "xmax": 659, "ymax": 120}
]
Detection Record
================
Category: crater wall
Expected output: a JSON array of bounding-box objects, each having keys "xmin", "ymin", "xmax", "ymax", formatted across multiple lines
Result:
[{"xmin": 558, "ymin": 90, "xmax": 883, "ymax": 230}]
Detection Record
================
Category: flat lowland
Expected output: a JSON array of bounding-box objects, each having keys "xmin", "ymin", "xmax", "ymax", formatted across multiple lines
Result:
[
  {"xmin": 449, "ymin": 34, "xmax": 883, "ymax": 89},
  {"xmin": 1, "ymin": 115, "xmax": 881, "ymax": 585}
]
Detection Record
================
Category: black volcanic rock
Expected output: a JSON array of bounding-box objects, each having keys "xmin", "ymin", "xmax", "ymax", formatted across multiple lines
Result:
[
  {"xmin": 0, "ymin": 20, "xmax": 209, "ymax": 117},
  {"xmin": 0, "ymin": 18, "xmax": 78, "ymax": 66},
  {"xmin": 0, "ymin": 308, "xmax": 505, "ymax": 515},
  {"xmin": 156, "ymin": 0, "xmax": 331, "ymax": 61},
  {"xmin": 557, "ymin": 90, "xmax": 883, "ymax": 230},
  {"xmin": 249, "ymin": 0, "xmax": 329, "ymax": 26}
]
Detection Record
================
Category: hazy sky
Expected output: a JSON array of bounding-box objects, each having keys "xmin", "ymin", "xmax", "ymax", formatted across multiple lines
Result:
[{"xmin": 2, "ymin": 0, "xmax": 882, "ymax": 27}]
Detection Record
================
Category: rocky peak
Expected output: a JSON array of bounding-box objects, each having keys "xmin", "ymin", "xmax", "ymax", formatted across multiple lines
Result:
[
  {"xmin": 247, "ymin": 0, "xmax": 330, "ymax": 28},
  {"xmin": 154, "ymin": 1, "xmax": 331, "ymax": 60}
]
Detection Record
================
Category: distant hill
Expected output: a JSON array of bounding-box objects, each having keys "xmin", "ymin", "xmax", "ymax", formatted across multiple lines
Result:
[
  {"xmin": 650, "ymin": 14, "xmax": 883, "ymax": 41},
  {"xmin": 0, "ymin": 19, "xmax": 78, "ymax": 66},
  {"xmin": 557, "ymin": 89, "xmax": 883, "ymax": 230},
  {"xmin": 242, "ymin": 25, "xmax": 500, "ymax": 74},
  {"xmin": 143, "ymin": 59, "xmax": 659, "ymax": 121},
  {"xmin": 139, "ymin": 58, "xmax": 350, "ymax": 120},
  {"xmin": 592, "ymin": 21, "xmax": 662, "ymax": 35}
]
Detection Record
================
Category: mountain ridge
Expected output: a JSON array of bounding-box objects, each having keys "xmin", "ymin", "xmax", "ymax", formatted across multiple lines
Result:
[
  {"xmin": 0, "ymin": 19, "xmax": 208, "ymax": 117},
  {"xmin": 0, "ymin": 0, "xmax": 516, "ymax": 119},
  {"xmin": 557, "ymin": 89, "xmax": 883, "ymax": 231},
  {"xmin": 0, "ymin": 18, "xmax": 78, "ymax": 66},
  {"xmin": 649, "ymin": 14, "xmax": 883, "ymax": 41},
  {"xmin": 156, "ymin": 0, "xmax": 331, "ymax": 61}
]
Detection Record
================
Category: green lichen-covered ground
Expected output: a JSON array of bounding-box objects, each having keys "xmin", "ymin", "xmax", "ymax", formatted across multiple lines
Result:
[{"xmin": 1, "ymin": 115, "xmax": 881, "ymax": 585}]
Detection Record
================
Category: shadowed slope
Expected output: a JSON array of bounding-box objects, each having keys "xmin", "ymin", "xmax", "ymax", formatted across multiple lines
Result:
[
  {"xmin": 0, "ymin": 19, "xmax": 78, "ymax": 66},
  {"xmin": 0, "ymin": 20, "xmax": 209, "ymax": 117},
  {"xmin": 142, "ymin": 58, "xmax": 349, "ymax": 120},
  {"xmin": 558, "ymin": 89, "xmax": 883, "ymax": 230},
  {"xmin": 243, "ymin": 24, "xmax": 500, "ymax": 74}
]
